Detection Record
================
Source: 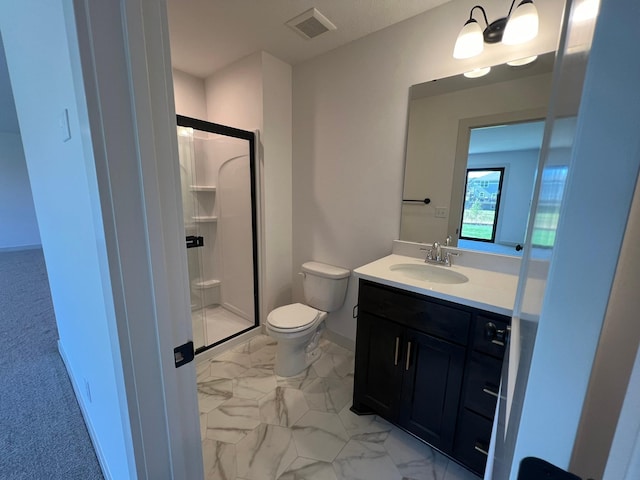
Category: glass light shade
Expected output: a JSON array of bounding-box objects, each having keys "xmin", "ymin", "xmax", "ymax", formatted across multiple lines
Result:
[
  {"xmin": 464, "ymin": 67, "xmax": 491, "ymax": 78},
  {"xmin": 507, "ymin": 55, "xmax": 538, "ymax": 66},
  {"xmin": 502, "ymin": 1, "xmax": 539, "ymax": 45},
  {"xmin": 453, "ymin": 20, "xmax": 484, "ymax": 59}
]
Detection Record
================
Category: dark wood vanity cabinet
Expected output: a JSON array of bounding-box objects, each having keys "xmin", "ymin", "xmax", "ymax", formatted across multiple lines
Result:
[
  {"xmin": 353, "ymin": 279, "xmax": 510, "ymax": 476},
  {"xmin": 453, "ymin": 314, "xmax": 509, "ymax": 476}
]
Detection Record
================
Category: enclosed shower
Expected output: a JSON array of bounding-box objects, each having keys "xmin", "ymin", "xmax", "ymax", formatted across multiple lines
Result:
[{"xmin": 176, "ymin": 115, "xmax": 259, "ymax": 353}]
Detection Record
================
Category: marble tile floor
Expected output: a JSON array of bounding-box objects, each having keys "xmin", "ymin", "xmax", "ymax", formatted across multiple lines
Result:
[{"xmin": 196, "ymin": 334, "xmax": 481, "ymax": 480}]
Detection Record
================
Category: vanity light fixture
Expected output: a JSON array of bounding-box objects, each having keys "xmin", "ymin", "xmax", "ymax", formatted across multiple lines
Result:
[
  {"xmin": 453, "ymin": 0, "xmax": 540, "ymax": 59},
  {"xmin": 464, "ymin": 66, "xmax": 492, "ymax": 78},
  {"xmin": 506, "ymin": 55, "xmax": 538, "ymax": 66}
]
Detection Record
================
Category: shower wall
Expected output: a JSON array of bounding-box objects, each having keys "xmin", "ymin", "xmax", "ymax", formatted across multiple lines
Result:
[
  {"xmin": 178, "ymin": 125, "xmax": 255, "ymax": 351},
  {"xmin": 218, "ymin": 152, "xmax": 254, "ymax": 319}
]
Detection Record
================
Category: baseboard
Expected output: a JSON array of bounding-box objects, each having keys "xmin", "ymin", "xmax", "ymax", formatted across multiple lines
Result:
[
  {"xmin": 57, "ymin": 341, "xmax": 112, "ymax": 480},
  {"xmin": 323, "ymin": 328, "xmax": 355, "ymax": 352},
  {"xmin": 0, "ymin": 244, "xmax": 42, "ymax": 252}
]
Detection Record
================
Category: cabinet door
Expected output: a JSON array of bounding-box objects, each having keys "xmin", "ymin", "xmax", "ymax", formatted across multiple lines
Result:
[
  {"xmin": 353, "ymin": 312, "xmax": 404, "ymax": 418},
  {"xmin": 399, "ymin": 329, "xmax": 466, "ymax": 453}
]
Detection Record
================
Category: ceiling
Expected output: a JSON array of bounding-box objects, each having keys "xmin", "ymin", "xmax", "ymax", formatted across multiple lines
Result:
[
  {"xmin": 167, "ymin": 0, "xmax": 452, "ymax": 79},
  {"xmin": 469, "ymin": 117, "xmax": 577, "ymax": 154}
]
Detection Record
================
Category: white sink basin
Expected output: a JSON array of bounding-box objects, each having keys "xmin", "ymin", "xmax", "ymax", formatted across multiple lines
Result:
[{"xmin": 389, "ymin": 263, "xmax": 469, "ymax": 285}]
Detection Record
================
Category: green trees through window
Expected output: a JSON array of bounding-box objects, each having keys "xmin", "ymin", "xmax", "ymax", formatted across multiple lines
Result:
[{"xmin": 460, "ymin": 168, "xmax": 504, "ymax": 242}]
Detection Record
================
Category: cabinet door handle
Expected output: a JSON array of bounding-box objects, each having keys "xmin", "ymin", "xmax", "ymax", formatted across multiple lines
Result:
[
  {"xmin": 484, "ymin": 322, "xmax": 509, "ymax": 346},
  {"xmin": 474, "ymin": 443, "xmax": 489, "ymax": 456},
  {"xmin": 482, "ymin": 387, "xmax": 500, "ymax": 398},
  {"xmin": 405, "ymin": 341, "xmax": 412, "ymax": 370},
  {"xmin": 394, "ymin": 337, "xmax": 400, "ymax": 366}
]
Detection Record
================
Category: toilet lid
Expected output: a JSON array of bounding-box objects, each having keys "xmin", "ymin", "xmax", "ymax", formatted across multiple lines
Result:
[{"xmin": 268, "ymin": 303, "xmax": 319, "ymax": 330}]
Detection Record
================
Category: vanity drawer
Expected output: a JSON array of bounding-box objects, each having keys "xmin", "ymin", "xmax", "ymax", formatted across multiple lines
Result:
[
  {"xmin": 463, "ymin": 352, "xmax": 502, "ymax": 419},
  {"xmin": 473, "ymin": 315, "xmax": 510, "ymax": 358},
  {"xmin": 358, "ymin": 280, "xmax": 471, "ymax": 345},
  {"xmin": 454, "ymin": 409, "xmax": 493, "ymax": 476}
]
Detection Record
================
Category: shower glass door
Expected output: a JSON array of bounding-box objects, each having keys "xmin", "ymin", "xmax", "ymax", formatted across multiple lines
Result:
[{"xmin": 176, "ymin": 115, "xmax": 259, "ymax": 353}]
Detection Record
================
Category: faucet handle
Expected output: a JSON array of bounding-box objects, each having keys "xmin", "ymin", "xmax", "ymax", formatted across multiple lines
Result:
[{"xmin": 445, "ymin": 251, "xmax": 460, "ymax": 266}]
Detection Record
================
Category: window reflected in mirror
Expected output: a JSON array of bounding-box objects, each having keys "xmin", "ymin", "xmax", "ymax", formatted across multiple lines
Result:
[
  {"xmin": 457, "ymin": 120, "xmax": 544, "ymax": 254},
  {"xmin": 460, "ymin": 167, "xmax": 505, "ymax": 243}
]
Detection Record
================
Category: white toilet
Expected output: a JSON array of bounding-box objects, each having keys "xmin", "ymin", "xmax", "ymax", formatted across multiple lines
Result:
[{"xmin": 266, "ymin": 261, "xmax": 350, "ymax": 377}]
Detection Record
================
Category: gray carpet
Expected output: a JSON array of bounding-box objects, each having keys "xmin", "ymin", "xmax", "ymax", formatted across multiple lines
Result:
[{"xmin": 0, "ymin": 248, "xmax": 104, "ymax": 479}]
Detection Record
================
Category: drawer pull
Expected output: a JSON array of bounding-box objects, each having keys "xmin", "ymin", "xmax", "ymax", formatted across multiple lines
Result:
[
  {"xmin": 482, "ymin": 387, "xmax": 499, "ymax": 398},
  {"xmin": 394, "ymin": 337, "xmax": 400, "ymax": 366},
  {"xmin": 474, "ymin": 444, "xmax": 489, "ymax": 456},
  {"xmin": 484, "ymin": 322, "xmax": 508, "ymax": 346},
  {"xmin": 406, "ymin": 341, "xmax": 412, "ymax": 370}
]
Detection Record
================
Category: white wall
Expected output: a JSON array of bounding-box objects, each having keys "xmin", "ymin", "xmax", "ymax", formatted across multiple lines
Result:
[
  {"xmin": 292, "ymin": 0, "xmax": 565, "ymax": 342},
  {"xmin": 0, "ymin": 2, "xmax": 134, "ymax": 479},
  {"xmin": 205, "ymin": 52, "xmax": 263, "ymax": 131},
  {"xmin": 0, "ymin": 132, "xmax": 40, "ymax": 249},
  {"xmin": 261, "ymin": 53, "xmax": 293, "ymax": 313},
  {"xmin": 172, "ymin": 68, "xmax": 207, "ymax": 119},
  {"xmin": 0, "ymin": 36, "xmax": 40, "ymax": 250}
]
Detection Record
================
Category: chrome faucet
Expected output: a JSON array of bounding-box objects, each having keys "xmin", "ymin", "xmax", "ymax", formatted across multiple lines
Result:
[
  {"xmin": 426, "ymin": 239, "xmax": 460, "ymax": 266},
  {"xmin": 433, "ymin": 242, "xmax": 441, "ymax": 262},
  {"xmin": 425, "ymin": 241, "xmax": 441, "ymax": 263}
]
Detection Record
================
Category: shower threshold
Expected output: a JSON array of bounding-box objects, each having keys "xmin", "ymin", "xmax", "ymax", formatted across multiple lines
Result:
[{"xmin": 193, "ymin": 305, "xmax": 254, "ymax": 350}]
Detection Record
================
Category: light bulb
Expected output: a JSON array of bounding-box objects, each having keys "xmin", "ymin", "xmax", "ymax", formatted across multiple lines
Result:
[
  {"xmin": 453, "ymin": 20, "xmax": 484, "ymax": 59},
  {"xmin": 503, "ymin": 1, "xmax": 539, "ymax": 45}
]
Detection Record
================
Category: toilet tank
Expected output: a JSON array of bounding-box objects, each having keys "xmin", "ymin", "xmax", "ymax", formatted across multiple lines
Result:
[{"xmin": 301, "ymin": 261, "xmax": 350, "ymax": 312}]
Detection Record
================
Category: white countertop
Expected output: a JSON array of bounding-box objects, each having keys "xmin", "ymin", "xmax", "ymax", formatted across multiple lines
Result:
[{"xmin": 354, "ymin": 254, "xmax": 519, "ymax": 316}]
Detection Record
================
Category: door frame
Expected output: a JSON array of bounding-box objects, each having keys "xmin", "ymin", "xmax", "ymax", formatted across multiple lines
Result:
[{"xmin": 69, "ymin": 0, "xmax": 203, "ymax": 478}]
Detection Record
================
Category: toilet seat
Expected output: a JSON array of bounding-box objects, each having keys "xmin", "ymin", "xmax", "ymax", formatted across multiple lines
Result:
[{"xmin": 267, "ymin": 303, "xmax": 320, "ymax": 333}]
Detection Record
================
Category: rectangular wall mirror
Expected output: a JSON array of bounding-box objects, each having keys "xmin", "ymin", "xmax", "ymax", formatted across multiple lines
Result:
[{"xmin": 400, "ymin": 52, "xmax": 575, "ymax": 256}]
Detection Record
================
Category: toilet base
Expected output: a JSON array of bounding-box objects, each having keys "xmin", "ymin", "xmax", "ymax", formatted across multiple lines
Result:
[{"xmin": 271, "ymin": 322, "xmax": 326, "ymax": 377}]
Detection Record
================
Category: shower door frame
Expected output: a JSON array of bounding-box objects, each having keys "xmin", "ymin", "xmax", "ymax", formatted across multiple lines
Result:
[{"xmin": 177, "ymin": 114, "xmax": 260, "ymax": 354}]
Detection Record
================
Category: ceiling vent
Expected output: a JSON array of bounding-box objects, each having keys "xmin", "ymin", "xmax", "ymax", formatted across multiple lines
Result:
[{"xmin": 286, "ymin": 7, "xmax": 337, "ymax": 40}]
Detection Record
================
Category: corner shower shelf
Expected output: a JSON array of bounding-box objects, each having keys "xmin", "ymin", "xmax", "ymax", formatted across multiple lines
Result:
[
  {"xmin": 192, "ymin": 215, "xmax": 218, "ymax": 223},
  {"xmin": 192, "ymin": 279, "xmax": 221, "ymax": 290},
  {"xmin": 189, "ymin": 185, "xmax": 216, "ymax": 192}
]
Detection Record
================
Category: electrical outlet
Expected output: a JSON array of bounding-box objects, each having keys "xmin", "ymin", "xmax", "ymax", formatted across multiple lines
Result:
[{"xmin": 435, "ymin": 207, "xmax": 448, "ymax": 218}]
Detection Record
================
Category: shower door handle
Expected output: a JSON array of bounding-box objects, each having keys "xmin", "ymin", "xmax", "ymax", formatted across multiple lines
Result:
[{"xmin": 186, "ymin": 235, "xmax": 204, "ymax": 248}]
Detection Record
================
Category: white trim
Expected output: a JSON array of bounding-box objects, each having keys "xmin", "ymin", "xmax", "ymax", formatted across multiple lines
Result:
[
  {"xmin": 69, "ymin": 0, "xmax": 203, "ymax": 477},
  {"xmin": 58, "ymin": 341, "xmax": 112, "ymax": 480}
]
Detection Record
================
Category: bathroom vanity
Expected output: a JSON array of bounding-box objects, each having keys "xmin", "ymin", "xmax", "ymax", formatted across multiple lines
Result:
[{"xmin": 352, "ymin": 251, "xmax": 518, "ymax": 476}]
